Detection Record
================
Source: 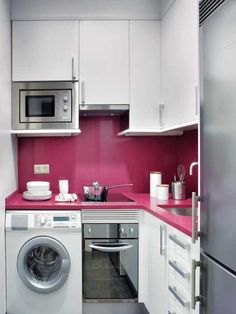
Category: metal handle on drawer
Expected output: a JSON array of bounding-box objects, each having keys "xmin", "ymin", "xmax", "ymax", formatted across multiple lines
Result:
[
  {"xmin": 192, "ymin": 192, "xmax": 200, "ymax": 244},
  {"xmin": 169, "ymin": 260, "xmax": 190, "ymax": 278},
  {"xmin": 159, "ymin": 104, "xmax": 165, "ymax": 128},
  {"xmin": 169, "ymin": 286, "xmax": 189, "ymax": 307},
  {"xmin": 81, "ymin": 80, "xmax": 85, "ymax": 104},
  {"xmin": 72, "ymin": 56, "xmax": 76, "ymax": 80},
  {"xmin": 168, "ymin": 311, "xmax": 176, "ymax": 314},
  {"xmin": 160, "ymin": 224, "xmax": 166, "ymax": 256},
  {"xmin": 191, "ymin": 259, "xmax": 201, "ymax": 310},
  {"xmin": 169, "ymin": 234, "xmax": 190, "ymax": 249}
]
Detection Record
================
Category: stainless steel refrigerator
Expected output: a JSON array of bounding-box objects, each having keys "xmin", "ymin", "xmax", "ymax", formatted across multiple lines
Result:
[{"xmin": 200, "ymin": 0, "xmax": 236, "ymax": 313}]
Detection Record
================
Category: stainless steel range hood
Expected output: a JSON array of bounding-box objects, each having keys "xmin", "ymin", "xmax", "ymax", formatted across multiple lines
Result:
[{"xmin": 79, "ymin": 104, "xmax": 129, "ymax": 116}]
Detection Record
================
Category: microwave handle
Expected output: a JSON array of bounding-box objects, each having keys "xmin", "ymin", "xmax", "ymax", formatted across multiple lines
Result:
[
  {"xmin": 72, "ymin": 56, "xmax": 76, "ymax": 81},
  {"xmin": 89, "ymin": 243, "xmax": 133, "ymax": 253}
]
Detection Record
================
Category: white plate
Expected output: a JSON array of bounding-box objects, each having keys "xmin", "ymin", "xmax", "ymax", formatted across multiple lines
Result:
[{"xmin": 23, "ymin": 191, "xmax": 52, "ymax": 201}]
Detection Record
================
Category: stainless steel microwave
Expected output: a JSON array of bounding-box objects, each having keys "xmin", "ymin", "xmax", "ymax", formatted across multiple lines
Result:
[{"xmin": 12, "ymin": 81, "xmax": 79, "ymax": 130}]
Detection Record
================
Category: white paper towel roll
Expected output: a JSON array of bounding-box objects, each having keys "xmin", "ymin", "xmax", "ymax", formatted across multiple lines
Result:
[{"xmin": 150, "ymin": 171, "xmax": 162, "ymax": 197}]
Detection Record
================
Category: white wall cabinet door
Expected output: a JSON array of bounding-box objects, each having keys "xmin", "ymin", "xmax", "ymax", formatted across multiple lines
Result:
[
  {"xmin": 161, "ymin": 0, "xmax": 199, "ymax": 128},
  {"xmin": 129, "ymin": 21, "xmax": 161, "ymax": 129},
  {"xmin": 12, "ymin": 21, "xmax": 79, "ymax": 81},
  {"xmin": 79, "ymin": 21, "xmax": 129, "ymax": 105},
  {"xmin": 144, "ymin": 212, "xmax": 168, "ymax": 314}
]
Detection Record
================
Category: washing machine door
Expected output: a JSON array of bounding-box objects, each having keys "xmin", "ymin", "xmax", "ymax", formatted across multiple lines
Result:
[{"xmin": 17, "ymin": 236, "xmax": 71, "ymax": 294}]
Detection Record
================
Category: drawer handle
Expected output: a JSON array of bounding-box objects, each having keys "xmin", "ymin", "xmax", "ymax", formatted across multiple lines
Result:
[
  {"xmin": 169, "ymin": 286, "xmax": 189, "ymax": 307},
  {"xmin": 168, "ymin": 311, "xmax": 176, "ymax": 314},
  {"xmin": 169, "ymin": 260, "xmax": 190, "ymax": 278},
  {"xmin": 169, "ymin": 234, "xmax": 190, "ymax": 249}
]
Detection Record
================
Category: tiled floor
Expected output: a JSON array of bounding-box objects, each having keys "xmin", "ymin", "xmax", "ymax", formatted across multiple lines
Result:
[{"xmin": 83, "ymin": 303, "xmax": 149, "ymax": 314}]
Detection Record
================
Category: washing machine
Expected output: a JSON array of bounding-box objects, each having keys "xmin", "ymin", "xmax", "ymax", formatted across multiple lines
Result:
[{"xmin": 6, "ymin": 210, "xmax": 82, "ymax": 314}]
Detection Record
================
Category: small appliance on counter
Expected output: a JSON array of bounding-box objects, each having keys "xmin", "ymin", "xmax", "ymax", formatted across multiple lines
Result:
[
  {"xmin": 83, "ymin": 182, "xmax": 133, "ymax": 202},
  {"xmin": 23, "ymin": 181, "xmax": 52, "ymax": 201}
]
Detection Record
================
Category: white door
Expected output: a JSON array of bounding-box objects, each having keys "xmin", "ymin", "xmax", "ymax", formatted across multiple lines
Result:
[
  {"xmin": 79, "ymin": 21, "xmax": 129, "ymax": 105},
  {"xmin": 12, "ymin": 21, "xmax": 79, "ymax": 81},
  {"xmin": 161, "ymin": 0, "xmax": 199, "ymax": 127},
  {"xmin": 130, "ymin": 21, "xmax": 161, "ymax": 129},
  {"xmin": 145, "ymin": 213, "xmax": 168, "ymax": 314}
]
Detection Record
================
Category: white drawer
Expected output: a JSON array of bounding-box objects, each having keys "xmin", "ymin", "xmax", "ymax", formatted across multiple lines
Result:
[
  {"xmin": 168, "ymin": 298, "xmax": 182, "ymax": 314},
  {"xmin": 168, "ymin": 273, "xmax": 190, "ymax": 313},
  {"xmin": 168, "ymin": 252, "xmax": 191, "ymax": 291},
  {"xmin": 168, "ymin": 230, "xmax": 191, "ymax": 262}
]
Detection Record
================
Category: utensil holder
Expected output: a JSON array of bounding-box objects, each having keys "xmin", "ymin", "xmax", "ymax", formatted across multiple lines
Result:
[{"xmin": 171, "ymin": 181, "xmax": 186, "ymax": 200}]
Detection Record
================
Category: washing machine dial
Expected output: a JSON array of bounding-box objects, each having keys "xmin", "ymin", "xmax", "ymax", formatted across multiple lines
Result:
[{"xmin": 40, "ymin": 216, "xmax": 46, "ymax": 225}]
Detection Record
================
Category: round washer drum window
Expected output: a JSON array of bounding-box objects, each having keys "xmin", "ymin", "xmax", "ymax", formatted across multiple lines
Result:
[{"xmin": 17, "ymin": 236, "xmax": 71, "ymax": 294}]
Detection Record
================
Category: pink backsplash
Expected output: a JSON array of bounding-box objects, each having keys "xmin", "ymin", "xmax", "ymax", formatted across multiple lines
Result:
[{"xmin": 18, "ymin": 117, "xmax": 198, "ymax": 196}]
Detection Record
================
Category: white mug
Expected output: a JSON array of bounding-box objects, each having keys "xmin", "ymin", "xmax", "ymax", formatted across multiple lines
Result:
[{"xmin": 59, "ymin": 180, "xmax": 69, "ymax": 194}]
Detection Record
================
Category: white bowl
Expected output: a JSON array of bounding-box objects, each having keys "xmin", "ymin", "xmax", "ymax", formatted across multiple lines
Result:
[{"xmin": 27, "ymin": 181, "xmax": 50, "ymax": 194}]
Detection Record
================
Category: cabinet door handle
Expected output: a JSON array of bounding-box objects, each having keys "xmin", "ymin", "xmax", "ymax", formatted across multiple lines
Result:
[
  {"xmin": 195, "ymin": 85, "xmax": 198, "ymax": 116},
  {"xmin": 160, "ymin": 224, "xmax": 166, "ymax": 256},
  {"xmin": 159, "ymin": 104, "xmax": 165, "ymax": 128},
  {"xmin": 72, "ymin": 56, "xmax": 76, "ymax": 80},
  {"xmin": 169, "ymin": 260, "xmax": 190, "ymax": 278},
  {"xmin": 191, "ymin": 259, "xmax": 201, "ymax": 310},
  {"xmin": 192, "ymin": 192, "xmax": 200, "ymax": 244},
  {"xmin": 81, "ymin": 80, "xmax": 86, "ymax": 104},
  {"xmin": 169, "ymin": 286, "xmax": 189, "ymax": 307},
  {"xmin": 169, "ymin": 234, "xmax": 190, "ymax": 250}
]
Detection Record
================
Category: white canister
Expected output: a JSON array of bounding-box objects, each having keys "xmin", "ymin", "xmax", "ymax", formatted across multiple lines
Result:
[
  {"xmin": 150, "ymin": 171, "xmax": 162, "ymax": 197},
  {"xmin": 156, "ymin": 184, "xmax": 169, "ymax": 200}
]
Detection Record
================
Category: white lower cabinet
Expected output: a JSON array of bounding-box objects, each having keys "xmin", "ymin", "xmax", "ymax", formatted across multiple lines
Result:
[
  {"xmin": 143, "ymin": 211, "xmax": 168, "ymax": 314},
  {"xmin": 141, "ymin": 211, "xmax": 199, "ymax": 314}
]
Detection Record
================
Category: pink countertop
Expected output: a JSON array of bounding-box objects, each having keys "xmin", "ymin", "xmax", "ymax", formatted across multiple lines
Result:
[{"xmin": 5, "ymin": 191, "xmax": 193, "ymax": 237}]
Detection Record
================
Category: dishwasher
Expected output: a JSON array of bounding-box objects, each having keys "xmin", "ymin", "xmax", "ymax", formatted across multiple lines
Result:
[{"xmin": 82, "ymin": 209, "xmax": 139, "ymax": 302}]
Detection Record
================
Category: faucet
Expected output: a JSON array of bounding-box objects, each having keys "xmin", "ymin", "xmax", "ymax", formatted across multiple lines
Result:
[{"xmin": 189, "ymin": 162, "xmax": 198, "ymax": 175}]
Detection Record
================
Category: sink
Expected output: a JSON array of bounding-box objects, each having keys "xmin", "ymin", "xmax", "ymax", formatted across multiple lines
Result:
[{"xmin": 163, "ymin": 207, "xmax": 192, "ymax": 216}]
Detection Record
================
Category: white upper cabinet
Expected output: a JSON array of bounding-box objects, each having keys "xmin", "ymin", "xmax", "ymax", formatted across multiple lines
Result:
[
  {"xmin": 161, "ymin": 0, "xmax": 199, "ymax": 128},
  {"xmin": 79, "ymin": 21, "xmax": 129, "ymax": 105},
  {"xmin": 129, "ymin": 21, "xmax": 161, "ymax": 130},
  {"xmin": 12, "ymin": 21, "xmax": 79, "ymax": 81}
]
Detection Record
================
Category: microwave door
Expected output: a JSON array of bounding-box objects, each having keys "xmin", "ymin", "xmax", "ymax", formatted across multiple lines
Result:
[{"xmin": 20, "ymin": 90, "xmax": 72, "ymax": 123}]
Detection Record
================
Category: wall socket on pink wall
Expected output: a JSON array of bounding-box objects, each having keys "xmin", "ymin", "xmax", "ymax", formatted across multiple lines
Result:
[{"xmin": 34, "ymin": 164, "xmax": 50, "ymax": 174}]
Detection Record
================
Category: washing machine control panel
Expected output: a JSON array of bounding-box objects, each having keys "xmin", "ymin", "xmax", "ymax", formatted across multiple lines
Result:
[{"xmin": 34, "ymin": 213, "xmax": 81, "ymax": 229}]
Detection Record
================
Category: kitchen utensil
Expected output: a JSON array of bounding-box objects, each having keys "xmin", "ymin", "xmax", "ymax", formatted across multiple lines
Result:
[
  {"xmin": 171, "ymin": 181, "xmax": 186, "ymax": 200},
  {"xmin": 83, "ymin": 182, "xmax": 133, "ymax": 202},
  {"xmin": 177, "ymin": 164, "xmax": 186, "ymax": 183}
]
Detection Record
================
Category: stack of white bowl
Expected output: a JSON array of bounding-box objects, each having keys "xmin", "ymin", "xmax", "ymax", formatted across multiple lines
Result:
[{"xmin": 23, "ymin": 181, "xmax": 52, "ymax": 200}]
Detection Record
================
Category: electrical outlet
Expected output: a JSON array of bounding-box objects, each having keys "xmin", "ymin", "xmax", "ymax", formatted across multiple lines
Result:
[{"xmin": 34, "ymin": 164, "xmax": 50, "ymax": 174}]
